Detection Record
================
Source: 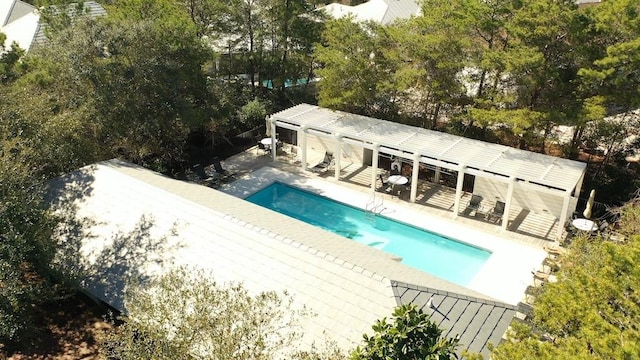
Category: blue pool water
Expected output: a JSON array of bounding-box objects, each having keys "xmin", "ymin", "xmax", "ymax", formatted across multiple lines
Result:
[{"xmin": 245, "ymin": 182, "xmax": 491, "ymax": 286}]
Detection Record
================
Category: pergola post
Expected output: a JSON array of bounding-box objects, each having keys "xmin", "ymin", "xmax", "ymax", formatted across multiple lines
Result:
[
  {"xmin": 300, "ymin": 125, "xmax": 308, "ymax": 170},
  {"xmin": 434, "ymin": 167, "xmax": 441, "ymax": 183},
  {"xmin": 410, "ymin": 154, "xmax": 420, "ymax": 203},
  {"xmin": 558, "ymin": 189, "xmax": 572, "ymax": 241},
  {"xmin": 453, "ymin": 164, "xmax": 466, "ymax": 217},
  {"xmin": 371, "ymin": 144, "xmax": 380, "ymax": 192},
  {"xmin": 270, "ymin": 117, "xmax": 277, "ymax": 162},
  {"xmin": 502, "ymin": 176, "xmax": 516, "ymax": 230},
  {"xmin": 334, "ymin": 134, "xmax": 342, "ymax": 180},
  {"xmin": 574, "ymin": 171, "xmax": 586, "ymax": 198}
]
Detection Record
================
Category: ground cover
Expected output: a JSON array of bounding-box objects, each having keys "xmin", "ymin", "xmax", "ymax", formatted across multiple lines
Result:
[{"xmin": 3, "ymin": 293, "xmax": 112, "ymax": 360}]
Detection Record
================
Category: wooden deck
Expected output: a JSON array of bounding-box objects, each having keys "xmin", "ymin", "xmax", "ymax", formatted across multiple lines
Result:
[{"xmin": 221, "ymin": 147, "xmax": 564, "ymax": 249}]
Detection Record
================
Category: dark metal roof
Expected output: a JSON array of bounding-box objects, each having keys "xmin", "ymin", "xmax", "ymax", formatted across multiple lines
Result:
[{"xmin": 393, "ymin": 281, "xmax": 516, "ymax": 359}]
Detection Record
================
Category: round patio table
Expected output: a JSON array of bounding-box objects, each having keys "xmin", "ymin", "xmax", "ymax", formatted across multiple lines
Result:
[
  {"xmin": 572, "ymin": 218, "xmax": 597, "ymax": 232},
  {"xmin": 387, "ymin": 175, "xmax": 408, "ymax": 186},
  {"xmin": 387, "ymin": 175, "xmax": 408, "ymax": 198}
]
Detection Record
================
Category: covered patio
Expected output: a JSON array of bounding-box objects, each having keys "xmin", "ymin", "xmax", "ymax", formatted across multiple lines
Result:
[{"xmin": 265, "ymin": 104, "xmax": 587, "ymax": 241}]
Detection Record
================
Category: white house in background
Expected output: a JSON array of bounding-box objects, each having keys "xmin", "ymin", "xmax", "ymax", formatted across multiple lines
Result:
[
  {"xmin": 0, "ymin": 0, "xmax": 106, "ymax": 52},
  {"xmin": 320, "ymin": 0, "xmax": 421, "ymax": 25}
]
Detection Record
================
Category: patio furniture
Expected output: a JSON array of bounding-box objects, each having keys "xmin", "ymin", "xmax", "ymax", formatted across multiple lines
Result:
[
  {"xmin": 572, "ymin": 218, "xmax": 597, "ymax": 232},
  {"xmin": 390, "ymin": 159, "xmax": 401, "ymax": 175},
  {"xmin": 309, "ymin": 152, "xmax": 334, "ymax": 173},
  {"xmin": 289, "ymin": 145, "xmax": 299, "ymax": 163},
  {"xmin": 212, "ymin": 157, "xmax": 234, "ymax": 181},
  {"xmin": 387, "ymin": 175, "xmax": 408, "ymax": 197},
  {"xmin": 377, "ymin": 174, "xmax": 390, "ymax": 192},
  {"xmin": 543, "ymin": 245, "xmax": 565, "ymax": 256},
  {"xmin": 189, "ymin": 163, "xmax": 219, "ymax": 187},
  {"xmin": 486, "ymin": 201, "xmax": 505, "ymax": 223},
  {"xmin": 464, "ymin": 194, "xmax": 483, "ymax": 215},
  {"xmin": 260, "ymin": 137, "xmax": 278, "ymax": 152},
  {"xmin": 257, "ymin": 141, "xmax": 271, "ymax": 155},
  {"xmin": 532, "ymin": 270, "xmax": 557, "ymax": 283}
]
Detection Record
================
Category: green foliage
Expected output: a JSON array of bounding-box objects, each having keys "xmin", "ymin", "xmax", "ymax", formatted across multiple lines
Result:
[
  {"xmin": 11, "ymin": 8, "xmax": 212, "ymax": 170},
  {"xmin": 350, "ymin": 304, "xmax": 459, "ymax": 360},
  {"xmin": 493, "ymin": 198, "xmax": 640, "ymax": 359},
  {"xmin": 315, "ymin": 19, "xmax": 398, "ymax": 117},
  {"xmin": 0, "ymin": 129, "xmax": 59, "ymax": 346},
  {"xmin": 0, "ymin": 39, "xmax": 26, "ymax": 84},
  {"xmin": 101, "ymin": 266, "xmax": 308, "ymax": 360},
  {"xmin": 238, "ymin": 98, "xmax": 269, "ymax": 128}
]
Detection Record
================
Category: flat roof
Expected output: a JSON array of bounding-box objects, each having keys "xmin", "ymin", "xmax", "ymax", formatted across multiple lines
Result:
[
  {"xmin": 271, "ymin": 104, "xmax": 587, "ymax": 192},
  {"xmin": 48, "ymin": 159, "xmax": 520, "ymax": 357}
]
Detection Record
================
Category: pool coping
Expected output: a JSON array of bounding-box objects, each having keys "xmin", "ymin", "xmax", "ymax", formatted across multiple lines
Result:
[{"xmin": 222, "ymin": 166, "xmax": 547, "ymax": 305}]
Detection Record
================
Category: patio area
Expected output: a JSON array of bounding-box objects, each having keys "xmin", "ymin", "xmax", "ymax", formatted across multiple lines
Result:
[{"xmin": 216, "ymin": 145, "xmax": 565, "ymax": 248}]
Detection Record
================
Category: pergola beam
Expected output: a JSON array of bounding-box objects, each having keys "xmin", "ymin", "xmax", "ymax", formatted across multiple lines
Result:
[{"xmin": 269, "ymin": 105, "xmax": 587, "ymax": 239}]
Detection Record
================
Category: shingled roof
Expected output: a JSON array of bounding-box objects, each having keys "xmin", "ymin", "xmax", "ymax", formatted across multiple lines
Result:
[
  {"xmin": 1, "ymin": 0, "xmax": 106, "ymax": 52},
  {"xmin": 393, "ymin": 281, "xmax": 516, "ymax": 358}
]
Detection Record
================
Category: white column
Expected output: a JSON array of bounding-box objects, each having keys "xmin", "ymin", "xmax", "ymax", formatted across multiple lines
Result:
[
  {"xmin": 371, "ymin": 144, "xmax": 380, "ymax": 192},
  {"xmin": 558, "ymin": 189, "xmax": 572, "ymax": 241},
  {"xmin": 300, "ymin": 126, "xmax": 308, "ymax": 170},
  {"xmin": 502, "ymin": 176, "xmax": 516, "ymax": 230},
  {"xmin": 410, "ymin": 154, "xmax": 420, "ymax": 203},
  {"xmin": 334, "ymin": 134, "xmax": 342, "ymax": 180},
  {"xmin": 574, "ymin": 170, "xmax": 585, "ymax": 198},
  {"xmin": 434, "ymin": 167, "xmax": 441, "ymax": 183},
  {"xmin": 453, "ymin": 164, "xmax": 466, "ymax": 217},
  {"xmin": 270, "ymin": 118, "xmax": 277, "ymax": 162}
]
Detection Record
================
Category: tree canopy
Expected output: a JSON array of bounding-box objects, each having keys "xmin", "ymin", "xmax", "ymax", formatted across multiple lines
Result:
[
  {"xmin": 493, "ymin": 198, "xmax": 640, "ymax": 359},
  {"xmin": 313, "ymin": 0, "xmax": 640, "ymax": 154},
  {"xmin": 350, "ymin": 304, "xmax": 459, "ymax": 360},
  {"xmin": 101, "ymin": 266, "xmax": 308, "ymax": 360}
]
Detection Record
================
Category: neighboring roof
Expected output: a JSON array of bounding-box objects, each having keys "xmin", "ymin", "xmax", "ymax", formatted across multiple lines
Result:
[
  {"xmin": 393, "ymin": 281, "xmax": 516, "ymax": 358},
  {"xmin": 1, "ymin": 1, "xmax": 20, "ymax": 27},
  {"xmin": 32, "ymin": 1, "xmax": 107, "ymax": 47},
  {"xmin": 48, "ymin": 159, "xmax": 515, "ymax": 355},
  {"xmin": 4, "ymin": 0, "xmax": 34, "ymax": 26},
  {"xmin": 270, "ymin": 104, "xmax": 587, "ymax": 193},
  {"xmin": 0, "ymin": 1, "xmax": 106, "ymax": 52},
  {"xmin": 320, "ymin": 0, "xmax": 420, "ymax": 25}
]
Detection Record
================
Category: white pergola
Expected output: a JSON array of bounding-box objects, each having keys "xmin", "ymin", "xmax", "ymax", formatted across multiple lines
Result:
[{"xmin": 267, "ymin": 104, "xmax": 587, "ymax": 240}]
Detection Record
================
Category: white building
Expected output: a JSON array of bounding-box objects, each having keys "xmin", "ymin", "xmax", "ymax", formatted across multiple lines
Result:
[
  {"xmin": 1, "ymin": 0, "xmax": 106, "ymax": 52},
  {"xmin": 320, "ymin": 0, "xmax": 421, "ymax": 25}
]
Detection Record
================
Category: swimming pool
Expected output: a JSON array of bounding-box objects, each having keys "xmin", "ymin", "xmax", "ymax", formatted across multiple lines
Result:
[{"xmin": 245, "ymin": 182, "xmax": 491, "ymax": 286}]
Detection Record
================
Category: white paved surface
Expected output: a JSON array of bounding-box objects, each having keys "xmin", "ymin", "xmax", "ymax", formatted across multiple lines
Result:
[{"xmin": 224, "ymin": 167, "xmax": 547, "ymax": 305}]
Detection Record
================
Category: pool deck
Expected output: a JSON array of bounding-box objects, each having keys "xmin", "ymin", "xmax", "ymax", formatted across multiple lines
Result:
[{"xmin": 213, "ymin": 147, "xmax": 557, "ymax": 305}]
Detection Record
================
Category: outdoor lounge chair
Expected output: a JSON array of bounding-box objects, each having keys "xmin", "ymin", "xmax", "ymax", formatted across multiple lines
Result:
[
  {"xmin": 310, "ymin": 152, "xmax": 334, "ymax": 173},
  {"xmin": 464, "ymin": 194, "xmax": 483, "ymax": 215},
  {"xmin": 188, "ymin": 163, "xmax": 220, "ymax": 187},
  {"xmin": 486, "ymin": 200, "xmax": 505, "ymax": 223},
  {"xmin": 212, "ymin": 157, "xmax": 234, "ymax": 181},
  {"xmin": 543, "ymin": 244, "xmax": 566, "ymax": 256},
  {"xmin": 532, "ymin": 270, "xmax": 557, "ymax": 283}
]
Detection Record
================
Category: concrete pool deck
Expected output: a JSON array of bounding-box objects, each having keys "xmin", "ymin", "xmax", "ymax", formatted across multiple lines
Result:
[{"xmin": 222, "ymin": 166, "xmax": 548, "ymax": 305}]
